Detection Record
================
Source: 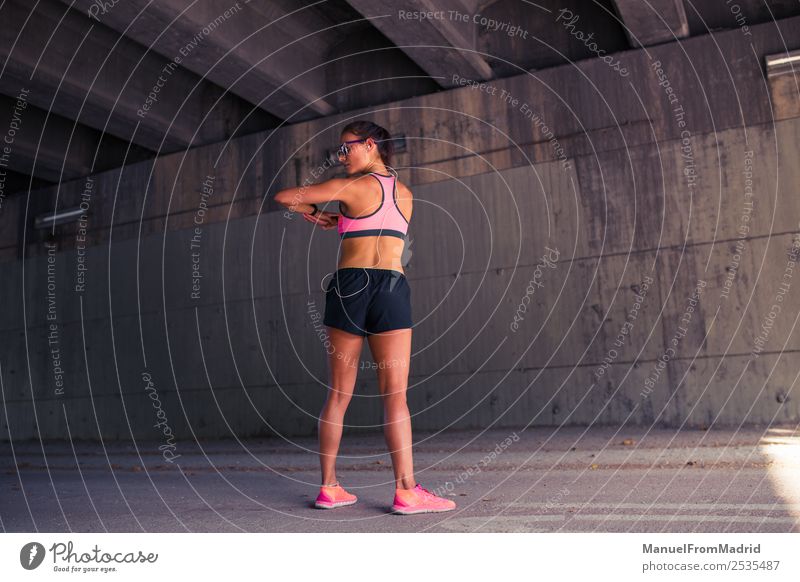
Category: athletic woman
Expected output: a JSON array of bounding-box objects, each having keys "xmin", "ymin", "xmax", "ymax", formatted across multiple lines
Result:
[{"xmin": 274, "ymin": 121, "xmax": 456, "ymax": 515}]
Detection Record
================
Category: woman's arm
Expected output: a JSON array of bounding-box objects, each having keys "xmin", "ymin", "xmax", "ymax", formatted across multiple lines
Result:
[
  {"xmin": 301, "ymin": 209, "xmax": 339, "ymax": 230},
  {"xmin": 274, "ymin": 177, "xmax": 352, "ymax": 215}
]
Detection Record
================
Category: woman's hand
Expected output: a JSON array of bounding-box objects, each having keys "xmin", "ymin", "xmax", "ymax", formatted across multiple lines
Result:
[{"xmin": 302, "ymin": 210, "xmax": 339, "ymax": 230}]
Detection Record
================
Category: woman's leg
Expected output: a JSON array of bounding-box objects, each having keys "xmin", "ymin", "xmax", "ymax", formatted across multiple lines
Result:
[
  {"xmin": 366, "ymin": 328, "xmax": 415, "ymax": 489},
  {"xmin": 319, "ymin": 327, "xmax": 363, "ymax": 486}
]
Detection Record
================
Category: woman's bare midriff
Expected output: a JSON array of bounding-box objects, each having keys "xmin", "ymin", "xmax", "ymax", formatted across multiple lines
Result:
[{"xmin": 338, "ymin": 236, "xmax": 406, "ymax": 275}]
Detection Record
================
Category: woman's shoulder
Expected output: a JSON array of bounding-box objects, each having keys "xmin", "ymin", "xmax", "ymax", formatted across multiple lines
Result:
[
  {"xmin": 389, "ymin": 172, "xmax": 411, "ymax": 196},
  {"xmin": 335, "ymin": 171, "xmax": 412, "ymax": 199},
  {"xmin": 396, "ymin": 180, "xmax": 413, "ymax": 200},
  {"xmin": 331, "ymin": 174, "xmax": 375, "ymax": 196}
]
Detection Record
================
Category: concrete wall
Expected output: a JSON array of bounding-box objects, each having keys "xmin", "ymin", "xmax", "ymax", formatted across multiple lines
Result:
[{"xmin": 2, "ymin": 16, "xmax": 800, "ymax": 440}]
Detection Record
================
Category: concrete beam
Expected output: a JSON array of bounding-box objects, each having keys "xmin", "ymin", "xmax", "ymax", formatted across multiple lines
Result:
[
  {"xmin": 0, "ymin": 169, "xmax": 52, "ymax": 201},
  {"xmin": 612, "ymin": 0, "xmax": 689, "ymax": 47},
  {"xmin": 345, "ymin": 0, "xmax": 494, "ymax": 87},
  {"xmin": 60, "ymin": 0, "xmax": 337, "ymax": 121},
  {"xmin": 0, "ymin": 0, "xmax": 272, "ymax": 153},
  {"xmin": 0, "ymin": 93, "xmax": 152, "ymax": 182}
]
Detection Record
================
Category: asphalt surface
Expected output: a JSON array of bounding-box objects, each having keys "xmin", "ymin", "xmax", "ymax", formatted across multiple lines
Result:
[{"xmin": 2, "ymin": 424, "xmax": 799, "ymax": 533}]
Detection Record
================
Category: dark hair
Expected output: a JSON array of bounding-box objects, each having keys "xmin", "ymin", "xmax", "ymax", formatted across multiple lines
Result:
[{"xmin": 341, "ymin": 120, "xmax": 394, "ymax": 167}]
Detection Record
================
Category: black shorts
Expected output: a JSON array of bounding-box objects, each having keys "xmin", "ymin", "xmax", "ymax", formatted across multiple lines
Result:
[{"xmin": 323, "ymin": 268, "xmax": 412, "ymax": 336}]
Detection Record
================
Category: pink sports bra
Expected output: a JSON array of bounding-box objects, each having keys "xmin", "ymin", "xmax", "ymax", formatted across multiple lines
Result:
[{"xmin": 337, "ymin": 171, "xmax": 409, "ymax": 240}]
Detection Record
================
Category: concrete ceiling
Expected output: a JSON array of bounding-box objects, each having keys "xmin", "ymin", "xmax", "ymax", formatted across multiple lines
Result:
[{"xmin": 0, "ymin": 0, "xmax": 797, "ymax": 195}]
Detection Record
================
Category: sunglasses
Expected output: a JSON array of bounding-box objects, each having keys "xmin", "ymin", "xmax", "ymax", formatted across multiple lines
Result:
[{"xmin": 336, "ymin": 138, "xmax": 367, "ymax": 159}]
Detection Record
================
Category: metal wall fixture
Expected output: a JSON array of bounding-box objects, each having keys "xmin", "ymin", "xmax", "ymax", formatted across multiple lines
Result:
[{"xmin": 34, "ymin": 207, "xmax": 87, "ymax": 229}]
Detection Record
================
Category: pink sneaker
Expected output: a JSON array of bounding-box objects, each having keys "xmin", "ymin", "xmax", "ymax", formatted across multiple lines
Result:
[
  {"xmin": 314, "ymin": 482, "xmax": 357, "ymax": 509},
  {"xmin": 391, "ymin": 484, "xmax": 456, "ymax": 515}
]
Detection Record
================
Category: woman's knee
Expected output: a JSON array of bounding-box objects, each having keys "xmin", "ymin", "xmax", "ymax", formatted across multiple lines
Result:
[
  {"xmin": 325, "ymin": 386, "xmax": 353, "ymax": 409},
  {"xmin": 381, "ymin": 388, "xmax": 408, "ymax": 409}
]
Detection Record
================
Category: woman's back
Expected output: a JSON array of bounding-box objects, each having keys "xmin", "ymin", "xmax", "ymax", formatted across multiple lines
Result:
[{"xmin": 337, "ymin": 171, "xmax": 413, "ymax": 274}]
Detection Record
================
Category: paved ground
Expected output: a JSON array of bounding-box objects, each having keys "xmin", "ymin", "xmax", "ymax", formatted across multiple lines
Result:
[{"xmin": 2, "ymin": 424, "xmax": 799, "ymax": 533}]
